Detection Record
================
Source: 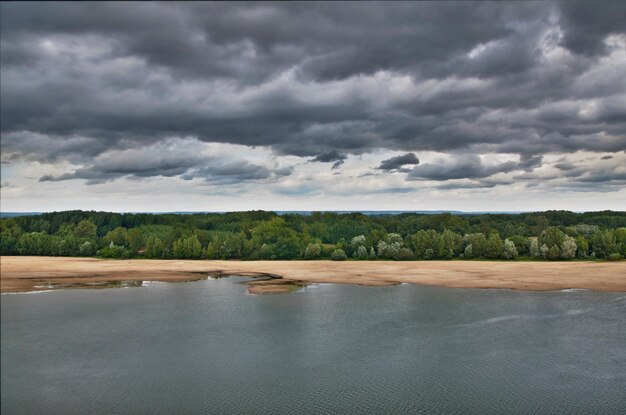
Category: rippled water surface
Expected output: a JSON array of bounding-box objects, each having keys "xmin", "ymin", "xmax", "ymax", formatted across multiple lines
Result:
[{"xmin": 2, "ymin": 278, "xmax": 625, "ymax": 414}]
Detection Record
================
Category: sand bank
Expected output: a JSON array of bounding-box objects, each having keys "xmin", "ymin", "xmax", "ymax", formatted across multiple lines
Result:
[{"xmin": 1, "ymin": 256, "xmax": 624, "ymax": 294}]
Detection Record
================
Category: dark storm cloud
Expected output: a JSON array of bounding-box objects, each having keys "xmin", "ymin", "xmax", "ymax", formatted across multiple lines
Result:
[
  {"xmin": 518, "ymin": 154, "xmax": 543, "ymax": 172},
  {"xmin": 407, "ymin": 155, "xmax": 522, "ymax": 181},
  {"xmin": 41, "ymin": 156, "xmax": 291, "ymax": 185},
  {"xmin": 40, "ymin": 154, "xmax": 200, "ymax": 184},
  {"xmin": 558, "ymin": 1, "xmax": 626, "ymax": 56},
  {"xmin": 1, "ymin": 1, "xmax": 625, "ymax": 187},
  {"xmin": 377, "ymin": 153, "xmax": 419, "ymax": 171},
  {"xmin": 310, "ymin": 150, "xmax": 346, "ymax": 163},
  {"xmin": 182, "ymin": 161, "xmax": 274, "ymax": 184},
  {"xmin": 39, "ymin": 139, "xmax": 293, "ymax": 185},
  {"xmin": 310, "ymin": 150, "xmax": 347, "ymax": 169},
  {"xmin": 512, "ymin": 152, "xmax": 626, "ymax": 192}
]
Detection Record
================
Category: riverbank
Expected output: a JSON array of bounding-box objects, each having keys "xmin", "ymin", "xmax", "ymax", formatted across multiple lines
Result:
[{"xmin": 1, "ymin": 256, "xmax": 625, "ymax": 293}]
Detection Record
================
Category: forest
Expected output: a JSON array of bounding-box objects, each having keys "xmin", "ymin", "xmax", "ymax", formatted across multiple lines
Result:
[{"xmin": 1, "ymin": 210, "xmax": 625, "ymax": 261}]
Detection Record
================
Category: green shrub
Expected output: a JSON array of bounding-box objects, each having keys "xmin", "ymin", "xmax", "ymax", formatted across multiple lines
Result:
[
  {"xmin": 331, "ymin": 249, "xmax": 347, "ymax": 261},
  {"xmin": 98, "ymin": 245, "xmax": 130, "ymax": 259}
]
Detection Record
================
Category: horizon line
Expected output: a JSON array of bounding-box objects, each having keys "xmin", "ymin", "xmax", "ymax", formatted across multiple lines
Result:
[{"xmin": 2, "ymin": 209, "xmax": 621, "ymax": 215}]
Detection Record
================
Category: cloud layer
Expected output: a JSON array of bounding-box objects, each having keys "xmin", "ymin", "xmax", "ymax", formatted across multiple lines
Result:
[{"xmin": 1, "ymin": 1, "xmax": 625, "ymax": 210}]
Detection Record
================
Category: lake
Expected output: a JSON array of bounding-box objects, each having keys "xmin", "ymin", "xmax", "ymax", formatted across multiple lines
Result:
[{"xmin": 2, "ymin": 277, "xmax": 625, "ymax": 414}]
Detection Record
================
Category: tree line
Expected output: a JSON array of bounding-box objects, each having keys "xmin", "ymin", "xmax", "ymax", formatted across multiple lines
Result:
[{"xmin": 1, "ymin": 210, "xmax": 625, "ymax": 261}]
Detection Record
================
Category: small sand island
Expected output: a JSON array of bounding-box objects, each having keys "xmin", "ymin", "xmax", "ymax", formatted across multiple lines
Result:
[{"xmin": 1, "ymin": 256, "xmax": 624, "ymax": 294}]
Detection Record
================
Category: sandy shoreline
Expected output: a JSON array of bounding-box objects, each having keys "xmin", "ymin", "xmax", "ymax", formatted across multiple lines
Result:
[{"xmin": 1, "ymin": 256, "xmax": 625, "ymax": 293}]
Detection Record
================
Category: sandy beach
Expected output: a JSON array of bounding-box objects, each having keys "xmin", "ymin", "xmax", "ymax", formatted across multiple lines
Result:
[{"xmin": 1, "ymin": 256, "xmax": 625, "ymax": 293}]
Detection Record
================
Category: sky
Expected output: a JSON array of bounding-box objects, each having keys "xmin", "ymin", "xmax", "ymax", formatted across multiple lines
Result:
[{"xmin": 1, "ymin": 1, "xmax": 625, "ymax": 212}]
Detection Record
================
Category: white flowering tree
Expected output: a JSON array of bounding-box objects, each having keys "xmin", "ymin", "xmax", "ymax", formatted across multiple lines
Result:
[
  {"xmin": 304, "ymin": 243, "xmax": 321, "ymax": 259},
  {"xmin": 560, "ymin": 235, "xmax": 577, "ymax": 259},
  {"xmin": 351, "ymin": 235, "xmax": 367, "ymax": 248},
  {"xmin": 353, "ymin": 245, "xmax": 368, "ymax": 260},
  {"xmin": 529, "ymin": 239, "xmax": 540, "ymax": 258},
  {"xmin": 503, "ymin": 239, "xmax": 518, "ymax": 259}
]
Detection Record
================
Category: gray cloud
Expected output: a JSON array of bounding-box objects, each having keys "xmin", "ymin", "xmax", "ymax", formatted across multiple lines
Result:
[
  {"xmin": 518, "ymin": 154, "xmax": 543, "ymax": 172},
  {"xmin": 513, "ymin": 152, "xmax": 626, "ymax": 192},
  {"xmin": 182, "ymin": 161, "xmax": 273, "ymax": 184},
  {"xmin": 435, "ymin": 178, "xmax": 513, "ymax": 190},
  {"xmin": 407, "ymin": 154, "xmax": 521, "ymax": 181},
  {"xmin": 1, "ymin": 1, "xmax": 625, "ymax": 194},
  {"xmin": 310, "ymin": 150, "xmax": 346, "ymax": 163},
  {"xmin": 554, "ymin": 162, "xmax": 577, "ymax": 171},
  {"xmin": 377, "ymin": 153, "xmax": 419, "ymax": 171},
  {"xmin": 41, "ymin": 155, "xmax": 291, "ymax": 185},
  {"xmin": 310, "ymin": 150, "xmax": 347, "ymax": 169},
  {"xmin": 558, "ymin": 1, "xmax": 626, "ymax": 56},
  {"xmin": 38, "ymin": 139, "xmax": 292, "ymax": 185}
]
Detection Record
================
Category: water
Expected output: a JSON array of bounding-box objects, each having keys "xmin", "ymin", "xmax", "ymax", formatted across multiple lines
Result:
[{"xmin": 2, "ymin": 278, "xmax": 625, "ymax": 414}]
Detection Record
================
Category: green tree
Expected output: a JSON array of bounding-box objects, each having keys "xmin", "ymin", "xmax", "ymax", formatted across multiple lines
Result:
[
  {"xmin": 145, "ymin": 236, "xmax": 164, "ymax": 258},
  {"xmin": 377, "ymin": 234, "xmax": 411, "ymax": 260},
  {"xmin": 16, "ymin": 232, "xmax": 49, "ymax": 255},
  {"xmin": 162, "ymin": 227, "xmax": 183, "ymax": 258},
  {"xmin": 484, "ymin": 233, "xmax": 503, "ymax": 259},
  {"xmin": 412, "ymin": 230, "xmax": 439, "ymax": 259},
  {"xmin": 575, "ymin": 235, "xmax": 589, "ymax": 258},
  {"xmin": 250, "ymin": 218, "xmax": 302, "ymax": 259},
  {"xmin": 386, "ymin": 233, "xmax": 403, "ymax": 245},
  {"xmin": 126, "ymin": 228, "xmax": 146, "ymax": 252},
  {"xmin": 540, "ymin": 227, "xmax": 565, "ymax": 250},
  {"xmin": 73, "ymin": 220, "xmax": 97, "ymax": 239},
  {"xmin": 331, "ymin": 249, "xmax": 347, "ymax": 261},
  {"xmin": 29, "ymin": 219, "xmax": 50, "ymax": 233},
  {"xmin": 173, "ymin": 235, "xmax": 203, "ymax": 259},
  {"xmin": 548, "ymin": 244, "xmax": 560, "ymax": 260},
  {"xmin": 590, "ymin": 230, "xmax": 617, "ymax": 259},
  {"xmin": 395, "ymin": 248, "xmax": 415, "ymax": 260},
  {"xmin": 368, "ymin": 247, "xmax": 377, "ymax": 260},
  {"xmin": 104, "ymin": 227, "xmax": 128, "ymax": 246},
  {"xmin": 438, "ymin": 229, "xmax": 463, "ymax": 258},
  {"xmin": 304, "ymin": 243, "xmax": 321, "ymax": 259},
  {"xmin": 464, "ymin": 233, "xmax": 487, "ymax": 257},
  {"xmin": 0, "ymin": 220, "xmax": 22, "ymax": 255},
  {"xmin": 508, "ymin": 235, "xmax": 530, "ymax": 256},
  {"xmin": 79, "ymin": 241, "xmax": 97, "ymax": 256},
  {"xmin": 98, "ymin": 245, "xmax": 129, "ymax": 258},
  {"xmin": 376, "ymin": 240, "xmax": 389, "ymax": 258},
  {"xmin": 351, "ymin": 235, "xmax": 367, "ymax": 249},
  {"xmin": 353, "ymin": 245, "xmax": 368, "ymax": 260},
  {"xmin": 533, "ymin": 216, "xmax": 549, "ymax": 235},
  {"xmin": 3, "ymin": 209, "xmax": 626, "ymax": 262},
  {"xmin": 614, "ymin": 228, "xmax": 626, "ymax": 256}
]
